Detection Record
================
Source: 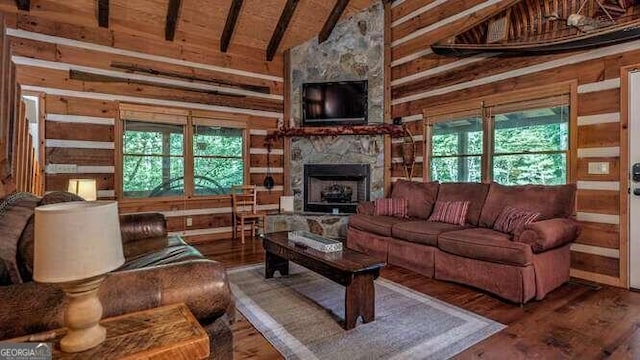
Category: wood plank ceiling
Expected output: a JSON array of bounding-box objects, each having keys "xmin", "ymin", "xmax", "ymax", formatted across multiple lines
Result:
[{"xmin": 2, "ymin": 0, "xmax": 376, "ymax": 60}]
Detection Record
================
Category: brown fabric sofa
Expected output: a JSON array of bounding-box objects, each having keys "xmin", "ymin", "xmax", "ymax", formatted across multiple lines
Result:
[
  {"xmin": 0, "ymin": 192, "xmax": 234, "ymax": 360},
  {"xmin": 347, "ymin": 180, "xmax": 579, "ymax": 304}
]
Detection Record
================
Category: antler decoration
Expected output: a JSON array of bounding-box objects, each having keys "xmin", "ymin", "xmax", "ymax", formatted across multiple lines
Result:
[{"xmin": 401, "ymin": 125, "xmax": 417, "ymax": 180}]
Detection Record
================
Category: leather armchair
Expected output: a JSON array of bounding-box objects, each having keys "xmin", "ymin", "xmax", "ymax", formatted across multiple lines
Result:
[{"xmin": 0, "ymin": 192, "xmax": 234, "ymax": 360}]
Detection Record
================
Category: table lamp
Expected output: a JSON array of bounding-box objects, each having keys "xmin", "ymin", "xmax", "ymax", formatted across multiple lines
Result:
[
  {"xmin": 67, "ymin": 179, "xmax": 97, "ymax": 201},
  {"xmin": 34, "ymin": 201, "xmax": 124, "ymax": 353}
]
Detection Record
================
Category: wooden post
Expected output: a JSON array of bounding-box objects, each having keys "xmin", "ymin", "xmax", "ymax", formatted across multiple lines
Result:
[{"xmin": 383, "ymin": 1, "xmax": 392, "ymax": 194}]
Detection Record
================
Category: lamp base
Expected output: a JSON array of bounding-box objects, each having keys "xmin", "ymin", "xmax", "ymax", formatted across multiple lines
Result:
[{"xmin": 59, "ymin": 275, "xmax": 107, "ymax": 353}]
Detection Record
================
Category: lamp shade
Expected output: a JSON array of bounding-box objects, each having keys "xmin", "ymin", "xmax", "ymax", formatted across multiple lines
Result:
[
  {"xmin": 34, "ymin": 201, "xmax": 124, "ymax": 283},
  {"xmin": 68, "ymin": 179, "xmax": 97, "ymax": 201}
]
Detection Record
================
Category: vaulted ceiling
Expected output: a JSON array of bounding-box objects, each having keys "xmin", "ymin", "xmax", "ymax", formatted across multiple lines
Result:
[{"xmin": 0, "ymin": 0, "xmax": 377, "ymax": 60}]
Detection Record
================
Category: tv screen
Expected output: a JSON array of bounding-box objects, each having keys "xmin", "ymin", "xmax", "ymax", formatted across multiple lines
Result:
[{"xmin": 302, "ymin": 81, "xmax": 368, "ymax": 127}]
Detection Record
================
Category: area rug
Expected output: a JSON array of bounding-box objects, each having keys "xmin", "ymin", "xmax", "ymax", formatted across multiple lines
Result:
[{"xmin": 228, "ymin": 264, "xmax": 505, "ymax": 360}]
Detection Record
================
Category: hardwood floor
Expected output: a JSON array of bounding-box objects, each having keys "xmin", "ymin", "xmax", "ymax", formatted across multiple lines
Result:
[{"xmin": 193, "ymin": 237, "xmax": 640, "ymax": 359}]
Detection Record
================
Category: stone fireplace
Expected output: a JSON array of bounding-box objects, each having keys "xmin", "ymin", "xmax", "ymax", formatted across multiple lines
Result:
[
  {"xmin": 304, "ymin": 164, "xmax": 370, "ymax": 213},
  {"xmin": 288, "ymin": 2, "xmax": 384, "ymax": 214}
]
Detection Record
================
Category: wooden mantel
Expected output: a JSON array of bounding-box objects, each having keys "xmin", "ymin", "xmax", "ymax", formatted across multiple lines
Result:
[{"xmin": 265, "ymin": 124, "xmax": 405, "ymax": 142}]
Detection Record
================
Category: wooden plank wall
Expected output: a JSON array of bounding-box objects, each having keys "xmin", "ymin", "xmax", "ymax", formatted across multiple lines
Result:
[
  {"xmin": 13, "ymin": 99, "xmax": 43, "ymax": 194},
  {"xmin": 4, "ymin": 13, "xmax": 284, "ymax": 242},
  {"xmin": 387, "ymin": 0, "xmax": 634, "ymax": 287},
  {"xmin": 0, "ymin": 12, "xmax": 18, "ymax": 196}
]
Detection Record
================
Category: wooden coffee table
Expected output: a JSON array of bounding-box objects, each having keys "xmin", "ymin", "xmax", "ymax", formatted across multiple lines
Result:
[{"xmin": 261, "ymin": 232, "xmax": 385, "ymax": 330}]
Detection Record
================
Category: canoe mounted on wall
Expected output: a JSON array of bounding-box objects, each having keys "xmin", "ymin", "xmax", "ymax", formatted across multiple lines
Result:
[{"xmin": 431, "ymin": 0, "xmax": 640, "ymax": 57}]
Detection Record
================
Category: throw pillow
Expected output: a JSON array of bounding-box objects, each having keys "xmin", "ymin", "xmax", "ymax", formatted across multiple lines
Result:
[
  {"xmin": 493, "ymin": 207, "xmax": 540, "ymax": 235},
  {"xmin": 374, "ymin": 198, "xmax": 408, "ymax": 218},
  {"xmin": 390, "ymin": 180, "xmax": 439, "ymax": 219},
  {"xmin": 428, "ymin": 201, "xmax": 469, "ymax": 226}
]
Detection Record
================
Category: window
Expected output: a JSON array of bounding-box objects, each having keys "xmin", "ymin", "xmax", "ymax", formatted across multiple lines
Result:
[
  {"xmin": 428, "ymin": 94, "xmax": 570, "ymax": 185},
  {"xmin": 492, "ymin": 104, "xmax": 569, "ymax": 185},
  {"xmin": 431, "ymin": 117, "xmax": 482, "ymax": 182},
  {"xmin": 193, "ymin": 125, "xmax": 244, "ymax": 195},
  {"xmin": 123, "ymin": 121, "xmax": 185, "ymax": 198},
  {"xmin": 120, "ymin": 107, "xmax": 245, "ymax": 199}
]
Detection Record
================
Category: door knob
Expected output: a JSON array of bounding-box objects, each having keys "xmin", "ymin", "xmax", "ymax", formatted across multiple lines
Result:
[{"xmin": 633, "ymin": 163, "xmax": 640, "ymax": 182}]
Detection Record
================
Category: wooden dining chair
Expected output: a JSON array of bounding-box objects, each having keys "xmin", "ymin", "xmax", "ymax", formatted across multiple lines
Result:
[{"xmin": 231, "ymin": 185, "xmax": 265, "ymax": 244}]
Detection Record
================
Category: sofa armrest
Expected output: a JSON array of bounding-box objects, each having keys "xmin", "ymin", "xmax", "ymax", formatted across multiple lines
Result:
[
  {"xmin": 119, "ymin": 213, "xmax": 167, "ymax": 243},
  {"xmin": 357, "ymin": 201, "xmax": 375, "ymax": 215},
  {"xmin": 0, "ymin": 260, "xmax": 232, "ymax": 340},
  {"xmin": 515, "ymin": 218, "xmax": 580, "ymax": 253}
]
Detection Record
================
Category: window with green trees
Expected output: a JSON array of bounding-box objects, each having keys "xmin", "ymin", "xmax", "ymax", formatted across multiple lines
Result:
[
  {"xmin": 193, "ymin": 125, "xmax": 244, "ymax": 195},
  {"xmin": 429, "ymin": 96, "xmax": 569, "ymax": 185},
  {"xmin": 493, "ymin": 105, "xmax": 568, "ymax": 185},
  {"xmin": 123, "ymin": 121, "xmax": 185, "ymax": 198},
  {"xmin": 122, "ymin": 118, "xmax": 245, "ymax": 198},
  {"xmin": 431, "ymin": 117, "xmax": 482, "ymax": 182}
]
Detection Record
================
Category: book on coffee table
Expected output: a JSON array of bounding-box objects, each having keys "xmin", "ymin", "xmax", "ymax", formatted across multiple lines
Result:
[{"xmin": 287, "ymin": 231, "xmax": 343, "ymax": 253}]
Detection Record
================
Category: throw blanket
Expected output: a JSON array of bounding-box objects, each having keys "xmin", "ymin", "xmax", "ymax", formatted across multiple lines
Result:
[{"xmin": 0, "ymin": 192, "xmax": 40, "ymax": 284}]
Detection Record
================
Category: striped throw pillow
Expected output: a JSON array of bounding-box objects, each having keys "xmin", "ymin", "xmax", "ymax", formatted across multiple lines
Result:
[
  {"xmin": 427, "ymin": 201, "xmax": 470, "ymax": 226},
  {"xmin": 374, "ymin": 198, "xmax": 408, "ymax": 218},
  {"xmin": 493, "ymin": 207, "xmax": 540, "ymax": 235}
]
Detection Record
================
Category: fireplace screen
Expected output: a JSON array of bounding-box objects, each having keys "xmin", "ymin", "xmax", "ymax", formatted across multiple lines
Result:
[{"xmin": 304, "ymin": 164, "xmax": 370, "ymax": 213}]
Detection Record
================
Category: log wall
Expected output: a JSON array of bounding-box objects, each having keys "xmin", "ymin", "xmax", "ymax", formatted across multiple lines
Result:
[
  {"xmin": 387, "ymin": 0, "xmax": 634, "ymax": 287},
  {"xmin": 0, "ymin": 12, "xmax": 17, "ymax": 196},
  {"xmin": 4, "ymin": 12, "xmax": 284, "ymax": 242}
]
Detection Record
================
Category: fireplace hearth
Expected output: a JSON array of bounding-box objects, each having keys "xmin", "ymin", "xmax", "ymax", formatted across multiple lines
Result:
[{"xmin": 304, "ymin": 164, "xmax": 370, "ymax": 213}]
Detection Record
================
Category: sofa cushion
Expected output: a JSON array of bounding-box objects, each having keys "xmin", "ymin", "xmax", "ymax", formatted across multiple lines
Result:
[
  {"xmin": 349, "ymin": 214, "xmax": 407, "ymax": 237},
  {"xmin": 493, "ymin": 207, "xmax": 540, "ymax": 235},
  {"xmin": 428, "ymin": 201, "xmax": 470, "ymax": 226},
  {"xmin": 438, "ymin": 228, "xmax": 533, "ymax": 266},
  {"xmin": 390, "ymin": 180, "xmax": 439, "ymax": 219},
  {"xmin": 392, "ymin": 221, "xmax": 467, "ymax": 246},
  {"xmin": 357, "ymin": 201, "xmax": 375, "ymax": 215},
  {"xmin": 374, "ymin": 198, "xmax": 408, "ymax": 218},
  {"xmin": 118, "ymin": 239, "xmax": 203, "ymax": 271},
  {"xmin": 436, "ymin": 183, "xmax": 489, "ymax": 226},
  {"xmin": 12, "ymin": 192, "xmax": 90, "ymax": 282},
  {"xmin": 479, "ymin": 182, "xmax": 576, "ymax": 228},
  {"xmin": 123, "ymin": 235, "xmax": 186, "ymax": 260},
  {"xmin": 0, "ymin": 193, "xmax": 40, "ymax": 284},
  {"xmin": 0, "ymin": 258, "xmax": 10, "ymax": 286}
]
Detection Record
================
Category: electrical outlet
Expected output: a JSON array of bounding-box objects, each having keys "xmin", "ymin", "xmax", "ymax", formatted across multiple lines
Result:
[
  {"xmin": 588, "ymin": 162, "xmax": 610, "ymax": 175},
  {"xmin": 186, "ymin": 217, "xmax": 193, "ymax": 227}
]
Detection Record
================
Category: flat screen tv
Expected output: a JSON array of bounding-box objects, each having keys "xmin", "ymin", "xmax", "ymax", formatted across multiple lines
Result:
[{"xmin": 302, "ymin": 80, "xmax": 368, "ymax": 127}]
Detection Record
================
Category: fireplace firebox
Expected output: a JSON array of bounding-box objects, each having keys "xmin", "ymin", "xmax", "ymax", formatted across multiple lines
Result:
[{"xmin": 304, "ymin": 164, "xmax": 370, "ymax": 213}]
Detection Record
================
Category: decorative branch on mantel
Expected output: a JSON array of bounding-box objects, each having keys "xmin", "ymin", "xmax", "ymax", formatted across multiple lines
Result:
[{"xmin": 265, "ymin": 124, "xmax": 405, "ymax": 143}]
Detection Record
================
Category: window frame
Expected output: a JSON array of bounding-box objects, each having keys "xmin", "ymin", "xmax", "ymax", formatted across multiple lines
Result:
[
  {"xmin": 191, "ymin": 124, "xmax": 245, "ymax": 196},
  {"xmin": 489, "ymin": 102, "xmax": 570, "ymax": 185},
  {"xmin": 116, "ymin": 104, "xmax": 249, "ymax": 201},
  {"xmin": 424, "ymin": 83, "xmax": 576, "ymax": 185},
  {"xmin": 429, "ymin": 115, "xmax": 484, "ymax": 183},
  {"xmin": 121, "ymin": 120, "xmax": 187, "ymax": 198}
]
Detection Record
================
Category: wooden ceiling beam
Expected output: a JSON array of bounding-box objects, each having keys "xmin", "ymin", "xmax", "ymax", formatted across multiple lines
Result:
[
  {"xmin": 165, "ymin": 0, "xmax": 182, "ymax": 41},
  {"xmin": 266, "ymin": 0, "xmax": 300, "ymax": 61},
  {"xmin": 220, "ymin": 0, "xmax": 244, "ymax": 53},
  {"xmin": 15, "ymin": 0, "xmax": 29, "ymax": 11},
  {"xmin": 98, "ymin": 0, "xmax": 109, "ymax": 28},
  {"xmin": 319, "ymin": 0, "xmax": 350, "ymax": 43}
]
